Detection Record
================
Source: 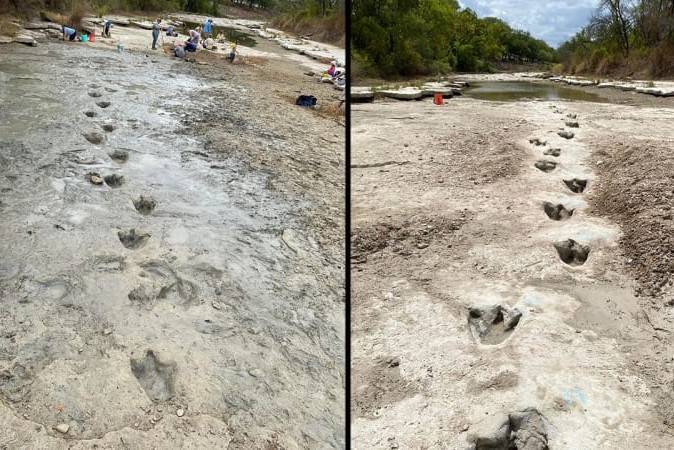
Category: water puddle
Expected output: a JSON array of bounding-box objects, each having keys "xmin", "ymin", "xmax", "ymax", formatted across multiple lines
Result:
[
  {"xmin": 464, "ymin": 81, "xmax": 604, "ymax": 103},
  {"xmin": 180, "ymin": 22, "xmax": 258, "ymax": 47}
]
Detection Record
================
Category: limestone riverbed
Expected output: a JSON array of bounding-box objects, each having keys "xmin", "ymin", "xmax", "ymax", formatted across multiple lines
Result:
[
  {"xmin": 351, "ymin": 83, "xmax": 674, "ymax": 448},
  {"xmin": 0, "ymin": 36, "xmax": 344, "ymax": 448}
]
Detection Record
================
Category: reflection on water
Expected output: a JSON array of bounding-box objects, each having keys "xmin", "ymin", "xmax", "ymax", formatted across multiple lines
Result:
[{"xmin": 465, "ymin": 81, "xmax": 604, "ymax": 102}]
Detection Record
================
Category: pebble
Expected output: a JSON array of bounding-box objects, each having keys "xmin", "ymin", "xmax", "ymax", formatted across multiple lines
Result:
[
  {"xmin": 103, "ymin": 328, "xmax": 112, "ymax": 335},
  {"xmin": 54, "ymin": 423, "xmax": 69, "ymax": 434},
  {"xmin": 176, "ymin": 408, "xmax": 185, "ymax": 417},
  {"xmin": 211, "ymin": 301, "xmax": 221, "ymax": 310}
]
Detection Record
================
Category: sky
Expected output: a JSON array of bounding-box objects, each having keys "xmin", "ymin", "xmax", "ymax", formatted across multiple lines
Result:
[{"xmin": 458, "ymin": 0, "xmax": 599, "ymax": 48}]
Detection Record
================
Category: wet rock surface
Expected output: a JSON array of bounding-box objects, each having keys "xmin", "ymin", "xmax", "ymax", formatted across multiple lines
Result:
[{"xmin": 0, "ymin": 39, "xmax": 343, "ymax": 447}]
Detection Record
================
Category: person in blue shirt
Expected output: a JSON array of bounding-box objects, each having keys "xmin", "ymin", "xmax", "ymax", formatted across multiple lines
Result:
[
  {"xmin": 62, "ymin": 25, "xmax": 77, "ymax": 41},
  {"xmin": 103, "ymin": 19, "xmax": 112, "ymax": 38},
  {"xmin": 202, "ymin": 18, "xmax": 213, "ymax": 40}
]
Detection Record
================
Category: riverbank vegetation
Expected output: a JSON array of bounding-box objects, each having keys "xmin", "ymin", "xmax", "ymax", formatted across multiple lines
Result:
[
  {"xmin": 270, "ymin": 0, "xmax": 344, "ymax": 46},
  {"xmin": 352, "ymin": 0, "xmax": 556, "ymax": 79},
  {"xmin": 558, "ymin": 0, "xmax": 674, "ymax": 78},
  {"xmin": 0, "ymin": 0, "xmax": 343, "ymax": 44}
]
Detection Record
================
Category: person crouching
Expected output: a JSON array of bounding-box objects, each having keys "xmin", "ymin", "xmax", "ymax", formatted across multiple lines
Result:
[{"xmin": 62, "ymin": 25, "xmax": 77, "ymax": 41}]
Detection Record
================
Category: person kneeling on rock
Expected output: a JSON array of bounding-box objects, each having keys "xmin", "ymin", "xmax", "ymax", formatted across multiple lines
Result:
[
  {"xmin": 174, "ymin": 44, "xmax": 186, "ymax": 59},
  {"xmin": 185, "ymin": 28, "xmax": 200, "ymax": 52},
  {"xmin": 62, "ymin": 25, "xmax": 77, "ymax": 41}
]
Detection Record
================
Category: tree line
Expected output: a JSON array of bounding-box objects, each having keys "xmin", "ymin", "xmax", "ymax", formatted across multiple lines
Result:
[
  {"xmin": 558, "ymin": 0, "xmax": 674, "ymax": 77},
  {"xmin": 1, "ymin": 0, "xmax": 340, "ymax": 17},
  {"xmin": 352, "ymin": 0, "xmax": 557, "ymax": 79}
]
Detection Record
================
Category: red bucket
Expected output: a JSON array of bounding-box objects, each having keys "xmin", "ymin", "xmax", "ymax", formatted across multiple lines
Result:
[{"xmin": 433, "ymin": 93, "xmax": 443, "ymax": 105}]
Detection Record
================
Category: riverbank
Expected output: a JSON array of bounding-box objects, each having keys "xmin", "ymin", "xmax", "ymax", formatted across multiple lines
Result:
[
  {"xmin": 351, "ymin": 80, "xmax": 674, "ymax": 448},
  {"xmin": 0, "ymin": 14, "xmax": 344, "ymax": 448}
]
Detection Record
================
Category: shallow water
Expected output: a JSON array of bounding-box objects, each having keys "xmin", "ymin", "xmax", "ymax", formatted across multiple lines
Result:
[
  {"xmin": 465, "ymin": 81, "xmax": 604, "ymax": 102},
  {"xmin": 180, "ymin": 21, "xmax": 258, "ymax": 47}
]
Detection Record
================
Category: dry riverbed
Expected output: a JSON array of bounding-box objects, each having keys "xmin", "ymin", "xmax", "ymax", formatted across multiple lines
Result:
[
  {"xmin": 0, "ymin": 29, "xmax": 344, "ymax": 449},
  {"xmin": 351, "ymin": 86, "xmax": 674, "ymax": 448}
]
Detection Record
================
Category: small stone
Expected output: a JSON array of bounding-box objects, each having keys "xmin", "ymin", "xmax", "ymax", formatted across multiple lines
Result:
[
  {"xmin": 416, "ymin": 243, "xmax": 429, "ymax": 249},
  {"xmin": 54, "ymin": 423, "xmax": 69, "ymax": 434},
  {"xmin": 211, "ymin": 301, "xmax": 221, "ymax": 310},
  {"xmin": 86, "ymin": 172, "xmax": 103, "ymax": 185},
  {"xmin": 103, "ymin": 328, "xmax": 112, "ymax": 335},
  {"xmin": 176, "ymin": 408, "xmax": 185, "ymax": 417},
  {"xmin": 248, "ymin": 368, "xmax": 263, "ymax": 378}
]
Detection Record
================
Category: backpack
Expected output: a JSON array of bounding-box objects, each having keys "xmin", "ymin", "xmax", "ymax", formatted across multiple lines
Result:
[{"xmin": 295, "ymin": 95, "xmax": 317, "ymax": 107}]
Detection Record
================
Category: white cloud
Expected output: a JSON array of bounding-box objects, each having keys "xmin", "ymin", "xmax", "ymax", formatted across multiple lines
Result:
[{"xmin": 458, "ymin": 0, "xmax": 599, "ymax": 46}]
